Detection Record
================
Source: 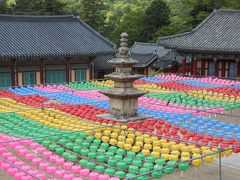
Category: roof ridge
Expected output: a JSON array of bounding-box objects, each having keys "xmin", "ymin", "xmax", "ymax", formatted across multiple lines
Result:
[
  {"xmin": 76, "ymin": 18, "xmax": 116, "ymax": 49},
  {"xmin": 0, "ymin": 14, "xmax": 73, "ymax": 18},
  {"xmin": 158, "ymin": 9, "xmax": 240, "ymax": 43},
  {"xmin": 134, "ymin": 42, "xmax": 158, "ymax": 46},
  {"xmin": 218, "ymin": 9, "xmax": 240, "ymax": 13},
  {"xmin": 158, "ymin": 10, "xmax": 217, "ymax": 41},
  {"xmin": 130, "ymin": 52, "xmax": 157, "ymax": 56}
]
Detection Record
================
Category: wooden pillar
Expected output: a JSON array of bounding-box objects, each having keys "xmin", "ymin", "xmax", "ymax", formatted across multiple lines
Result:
[
  {"xmin": 11, "ymin": 60, "xmax": 18, "ymax": 86},
  {"xmin": 89, "ymin": 57, "xmax": 94, "ymax": 80},
  {"xmin": 214, "ymin": 58, "xmax": 218, "ymax": 77},
  {"xmin": 192, "ymin": 57, "xmax": 197, "ymax": 75},
  {"xmin": 181, "ymin": 58, "xmax": 186, "ymax": 75},
  {"xmin": 222, "ymin": 61, "xmax": 225, "ymax": 78},
  {"xmin": 40, "ymin": 59, "xmax": 46, "ymax": 84},
  {"xmin": 236, "ymin": 59, "xmax": 240, "ymax": 77},
  {"xmin": 66, "ymin": 58, "xmax": 71, "ymax": 83},
  {"xmin": 201, "ymin": 60, "xmax": 205, "ymax": 76},
  {"xmin": 86, "ymin": 68, "xmax": 91, "ymax": 81}
]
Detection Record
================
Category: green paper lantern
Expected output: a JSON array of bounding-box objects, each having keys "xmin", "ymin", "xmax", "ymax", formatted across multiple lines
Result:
[
  {"xmin": 178, "ymin": 163, "xmax": 189, "ymax": 171},
  {"xmin": 82, "ymin": 142, "xmax": 90, "ymax": 149},
  {"xmin": 74, "ymin": 138, "xmax": 83, "ymax": 145},
  {"xmin": 129, "ymin": 165, "xmax": 139, "ymax": 173},
  {"xmin": 105, "ymin": 168, "xmax": 115, "ymax": 176},
  {"xmin": 151, "ymin": 171, "xmax": 162, "ymax": 179},
  {"xmin": 127, "ymin": 151, "xmax": 136, "ymax": 158},
  {"xmin": 67, "ymin": 135, "xmax": 77, "ymax": 141},
  {"xmin": 95, "ymin": 165, "xmax": 105, "ymax": 173},
  {"xmin": 137, "ymin": 176, "xmax": 148, "ymax": 180},
  {"xmin": 123, "ymin": 157, "xmax": 133, "ymax": 165},
  {"xmin": 93, "ymin": 139, "xmax": 101, "ymax": 146},
  {"xmin": 59, "ymin": 139, "xmax": 67, "ymax": 146},
  {"xmin": 80, "ymin": 149, "xmax": 89, "ymax": 156},
  {"xmin": 145, "ymin": 156, "xmax": 155, "ymax": 163},
  {"xmin": 88, "ymin": 152, "xmax": 97, "ymax": 159},
  {"xmin": 90, "ymin": 145, "xmax": 98, "ymax": 152},
  {"xmin": 48, "ymin": 144, "xmax": 58, "ymax": 151},
  {"xmin": 115, "ymin": 171, "xmax": 125, "ymax": 179},
  {"xmin": 65, "ymin": 142, "xmax": 74, "ymax": 150},
  {"xmin": 97, "ymin": 148, "xmax": 106, "ymax": 154},
  {"xmin": 63, "ymin": 152, "xmax": 71, "ymax": 159},
  {"xmin": 86, "ymin": 136, "xmax": 94, "ymax": 142},
  {"xmin": 108, "ymin": 159, "xmax": 117, "ymax": 167},
  {"xmin": 132, "ymin": 159, "xmax": 143, "ymax": 167},
  {"xmin": 79, "ymin": 133, "xmax": 87, "ymax": 139},
  {"xmin": 86, "ymin": 162, "xmax": 96, "ymax": 170},
  {"xmin": 117, "ymin": 162, "xmax": 127, "ymax": 170},
  {"xmin": 42, "ymin": 140, "xmax": 51, "ymax": 147},
  {"xmin": 109, "ymin": 146, "xmax": 118, "ymax": 153},
  {"xmin": 139, "ymin": 167, "xmax": 150, "ymax": 174},
  {"xmin": 114, "ymin": 155, "xmax": 123, "ymax": 161},
  {"xmin": 163, "ymin": 167, "xmax": 174, "ymax": 174},
  {"xmin": 136, "ymin": 153, "xmax": 145, "ymax": 160},
  {"xmin": 143, "ymin": 162, "xmax": 153, "ymax": 170},
  {"xmin": 68, "ymin": 154, "xmax": 77, "ymax": 162},
  {"xmin": 155, "ymin": 158, "xmax": 166, "ymax": 165},
  {"xmin": 97, "ymin": 155, "xmax": 107, "ymax": 163},
  {"xmin": 55, "ymin": 147, "xmax": 64, "ymax": 155},
  {"xmin": 116, "ymin": 148, "xmax": 125, "ymax": 155},
  {"xmin": 73, "ymin": 146, "xmax": 81, "ymax": 153},
  {"xmin": 126, "ymin": 173, "xmax": 137, "ymax": 179},
  {"xmin": 101, "ymin": 143, "xmax": 109, "ymax": 149},
  {"xmin": 106, "ymin": 151, "xmax": 114, "ymax": 158}
]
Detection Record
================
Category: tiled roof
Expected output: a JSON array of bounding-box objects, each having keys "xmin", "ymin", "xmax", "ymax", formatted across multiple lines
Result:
[
  {"xmin": 93, "ymin": 42, "xmax": 187, "ymax": 70},
  {"xmin": 130, "ymin": 52, "xmax": 158, "ymax": 68},
  {"xmin": 130, "ymin": 42, "xmax": 169, "ymax": 57},
  {"xmin": 158, "ymin": 10, "xmax": 240, "ymax": 55},
  {"xmin": 130, "ymin": 42, "xmax": 185, "ymax": 68},
  {"xmin": 93, "ymin": 54, "xmax": 115, "ymax": 70},
  {"xmin": 0, "ymin": 15, "xmax": 115, "ymax": 60}
]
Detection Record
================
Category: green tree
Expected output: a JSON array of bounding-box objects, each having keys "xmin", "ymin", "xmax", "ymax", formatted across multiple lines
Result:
[
  {"xmin": 142, "ymin": 0, "xmax": 170, "ymax": 41},
  {"xmin": 13, "ymin": 0, "xmax": 66, "ymax": 15},
  {"xmin": 79, "ymin": 0, "xmax": 106, "ymax": 33},
  {"xmin": 103, "ymin": 0, "xmax": 153, "ymax": 39},
  {"xmin": 0, "ymin": 0, "xmax": 8, "ymax": 13},
  {"xmin": 111, "ymin": 9, "xmax": 145, "ymax": 46},
  {"xmin": 14, "ymin": 0, "xmax": 45, "ymax": 15},
  {"xmin": 44, "ymin": 0, "xmax": 66, "ymax": 15}
]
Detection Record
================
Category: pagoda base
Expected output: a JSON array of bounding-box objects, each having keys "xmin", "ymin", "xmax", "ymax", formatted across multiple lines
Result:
[{"xmin": 97, "ymin": 113, "xmax": 150, "ymax": 123}]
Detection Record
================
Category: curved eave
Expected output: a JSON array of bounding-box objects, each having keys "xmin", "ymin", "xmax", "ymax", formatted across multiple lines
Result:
[
  {"xmin": 0, "ymin": 50, "xmax": 115, "ymax": 60},
  {"xmin": 157, "ymin": 43, "xmax": 240, "ymax": 56}
]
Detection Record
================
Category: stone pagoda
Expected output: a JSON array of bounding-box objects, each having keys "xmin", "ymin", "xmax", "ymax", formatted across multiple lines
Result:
[{"xmin": 97, "ymin": 33, "xmax": 148, "ymax": 122}]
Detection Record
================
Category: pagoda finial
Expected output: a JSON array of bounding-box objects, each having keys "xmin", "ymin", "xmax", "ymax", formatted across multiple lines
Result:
[{"xmin": 118, "ymin": 32, "xmax": 129, "ymax": 58}]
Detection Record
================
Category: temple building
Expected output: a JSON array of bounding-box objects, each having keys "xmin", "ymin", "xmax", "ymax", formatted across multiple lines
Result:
[
  {"xmin": 158, "ymin": 9, "xmax": 240, "ymax": 79},
  {"xmin": 93, "ymin": 42, "xmax": 183, "ymax": 79},
  {"xmin": 130, "ymin": 42, "xmax": 182, "ymax": 75},
  {"xmin": 0, "ymin": 15, "xmax": 115, "ymax": 88}
]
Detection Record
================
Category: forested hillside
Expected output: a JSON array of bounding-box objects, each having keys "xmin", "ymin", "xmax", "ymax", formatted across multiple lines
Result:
[{"xmin": 1, "ymin": 0, "xmax": 240, "ymax": 45}]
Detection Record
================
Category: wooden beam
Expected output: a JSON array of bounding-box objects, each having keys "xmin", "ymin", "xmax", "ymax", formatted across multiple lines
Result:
[
  {"xmin": 181, "ymin": 58, "xmax": 186, "ymax": 75},
  {"xmin": 213, "ymin": 58, "xmax": 218, "ymax": 77},
  {"xmin": 236, "ymin": 59, "xmax": 240, "ymax": 77}
]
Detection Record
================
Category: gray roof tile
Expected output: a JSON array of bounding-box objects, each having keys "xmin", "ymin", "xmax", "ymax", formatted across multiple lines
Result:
[
  {"xmin": 0, "ymin": 15, "xmax": 115, "ymax": 59},
  {"xmin": 158, "ymin": 10, "xmax": 240, "ymax": 54},
  {"xmin": 93, "ymin": 54, "xmax": 115, "ymax": 70}
]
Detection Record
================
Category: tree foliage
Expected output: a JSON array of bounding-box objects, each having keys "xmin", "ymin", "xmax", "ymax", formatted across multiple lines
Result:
[
  {"xmin": 13, "ymin": 0, "xmax": 66, "ymax": 15},
  {"xmin": 1, "ymin": 0, "xmax": 240, "ymax": 45},
  {"xmin": 78, "ymin": 0, "xmax": 106, "ymax": 33},
  {"xmin": 143, "ymin": 0, "xmax": 170, "ymax": 41}
]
